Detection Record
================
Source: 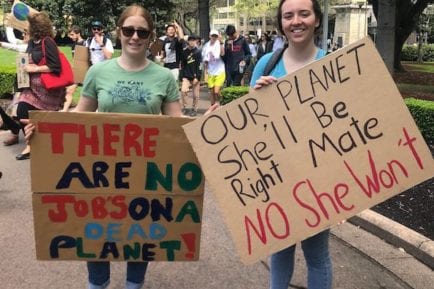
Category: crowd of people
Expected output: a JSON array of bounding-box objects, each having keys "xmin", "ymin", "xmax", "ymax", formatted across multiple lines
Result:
[
  {"xmin": 0, "ymin": 14, "xmax": 293, "ymax": 155},
  {"xmin": 2, "ymin": 0, "xmax": 334, "ymax": 288}
]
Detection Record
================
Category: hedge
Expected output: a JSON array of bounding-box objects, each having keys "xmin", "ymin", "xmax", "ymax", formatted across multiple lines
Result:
[
  {"xmin": 0, "ymin": 67, "xmax": 16, "ymax": 98},
  {"xmin": 220, "ymin": 86, "xmax": 249, "ymax": 105},
  {"xmin": 404, "ymin": 98, "xmax": 434, "ymax": 144},
  {"xmin": 221, "ymin": 86, "xmax": 434, "ymax": 144},
  {"xmin": 401, "ymin": 44, "xmax": 434, "ymax": 62}
]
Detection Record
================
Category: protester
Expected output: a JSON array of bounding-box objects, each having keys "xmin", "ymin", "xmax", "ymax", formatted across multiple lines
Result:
[
  {"xmin": 63, "ymin": 26, "xmax": 86, "ymax": 112},
  {"xmin": 0, "ymin": 106, "xmax": 21, "ymax": 146},
  {"xmin": 16, "ymin": 11, "xmax": 67, "ymax": 160},
  {"xmin": 256, "ymin": 32, "xmax": 273, "ymax": 60},
  {"xmin": 25, "ymin": 4, "xmax": 184, "ymax": 288},
  {"xmin": 250, "ymin": 0, "xmax": 332, "ymax": 288},
  {"xmin": 202, "ymin": 29, "xmax": 225, "ymax": 106},
  {"xmin": 272, "ymin": 29, "xmax": 286, "ymax": 52},
  {"xmin": 85, "ymin": 20, "xmax": 114, "ymax": 65},
  {"xmin": 180, "ymin": 35, "xmax": 202, "ymax": 116},
  {"xmin": 69, "ymin": 25, "xmax": 85, "ymax": 57},
  {"xmin": 0, "ymin": 27, "xmax": 28, "ymax": 52},
  {"xmin": 161, "ymin": 20, "xmax": 185, "ymax": 80},
  {"xmin": 0, "ymin": 29, "xmax": 29, "ymax": 146},
  {"xmin": 223, "ymin": 24, "xmax": 251, "ymax": 86},
  {"xmin": 243, "ymin": 34, "xmax": 257, "ymax": 85}
]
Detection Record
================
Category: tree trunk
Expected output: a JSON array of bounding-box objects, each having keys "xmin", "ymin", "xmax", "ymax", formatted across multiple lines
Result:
[
  {"xmin": 198, "ymin": 0, "xmax": 210, "ymax": 41},
  {"xmin": 417, "ymin": 32, "xmax": 423, "ymax": 63},
  {"xmin": 376, "ymin": 0, "xmax": 396, "ymax": 72}
]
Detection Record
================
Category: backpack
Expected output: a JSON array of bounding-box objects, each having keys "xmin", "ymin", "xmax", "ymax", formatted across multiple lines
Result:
[
  {"xmin": 86, "ymin": 36, "xmax": 108, "ymax": 65},
  {"xmin": 86, "ymin": 36, "xmax": 108, "ymax": 47},
  {"xmin": 263, "ymin": 48, "xmax": 285, "ymax": 76}
]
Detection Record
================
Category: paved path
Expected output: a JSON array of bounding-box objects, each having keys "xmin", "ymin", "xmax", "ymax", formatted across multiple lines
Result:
[{"xmin": 0, "ymin": 88, "xmax": 432, "ymax": 288}]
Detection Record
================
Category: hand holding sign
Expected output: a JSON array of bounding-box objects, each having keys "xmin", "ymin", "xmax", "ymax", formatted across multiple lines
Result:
[{"xmin": 182, "ymin": 37, "xmax": 434, "ymax": 264}]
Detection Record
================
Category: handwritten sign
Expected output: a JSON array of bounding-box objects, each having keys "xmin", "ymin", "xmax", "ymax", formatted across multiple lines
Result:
[
  {"xmin": 5, "ymin": 0, "xmax": 38, "ymax": 32},
  {"xmin": 16, "ymin": 53, "xmax": 29, "ymax": 88},
  {"xmin": 30, "ymin": 112, "xmax": 204, "ymax": 261},
  {"xmin": 182, "ymin": 37, "xmax": 434, "ymax": 264}
]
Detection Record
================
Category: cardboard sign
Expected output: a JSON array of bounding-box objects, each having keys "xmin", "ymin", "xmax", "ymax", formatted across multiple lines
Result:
[
  {"xmin": 182, "ymin": 37, "xmax": 434, "ymax": 264},
  {"xmin": 30, "ymin": 112, "xmax": 204, "ymax": 261},
  {"xmin": 16, "ymin": 53, "xmax": 29, "ymax": 88},
  {"xmin": 72, "ymin": 45, "xmax": 89, "ymax": 84},
  {"xmin": 5, "ymin": 0, "xmax": 38, "ymax": 32},
  {"xmin": 150, "ymin": 39, "xmax": 164, "ymax": 57}
]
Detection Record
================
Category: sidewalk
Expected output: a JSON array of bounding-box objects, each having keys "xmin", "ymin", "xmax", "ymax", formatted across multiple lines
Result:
[{"xmin": 0, "ymin": 90, "xmax": 433, "ymax": 288}]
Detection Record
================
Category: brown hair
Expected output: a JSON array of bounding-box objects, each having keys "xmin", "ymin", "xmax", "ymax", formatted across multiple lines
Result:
[
  {"xmin": 117, "ymin": 4, "xmax": 154, "ymax": 39},
  {"xmin": 28, "ymin": 12, "xmax": 54, "ymax": 40},
  {"xmin": 276, "ymin": 0, "xmax": 322, "ymax": 36}
]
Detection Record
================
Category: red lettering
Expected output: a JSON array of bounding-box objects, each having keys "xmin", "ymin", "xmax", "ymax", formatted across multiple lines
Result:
[
  {"xmin": 265, "ymin": 203, "xmax": 290, "ymax": 239},
  {"xmin": 334, "ymin": 183, "xmax": 354, "ymax": 211},
  {"xmin": 38, "ymin": 123, "xmax": 78, "ymax": 154},
  {"xmin": 103, "ymin": 124, "xmax": 120, "ymax": 156},
  {"xmin": 73, "ymin": 199, "xmax": 89, "ymax": 217},
  {"xmin": 78, "ymin": 124, "xmax": 99, "ymax": 156},
  {"xmin": 244, "ymin": 202, "xmax": 290, "ymax": 255},
  {"xmin": 293, "ymin": 179, "xmax": 354, "ymax": 227},
  {"xmin": 110, "ymin": 195, "xmax": 128, "ymax": 219},
  {"xmin": 401, "ymin": 127, "xmax": 424, "ymax": 169},
  {"xmin": 293, "ymin": 181, "xmax": 321, "ymax": 227},
  {"xmin": 344, "ymin": 150, "xmax": 409, "ymax": 198},
  {"xmin": 124, "ymin": 124, "xmax": 142, "ymax": 156},
  {"xmin": 91, "ymin": 197, "xmax": 108, "ymax": 219},
  {"xmin": 143, "ymin": 128, "xmax": 159, "ymax": 157},
  {"xmin": 245, "ymin": 209, "xmax": 267, "ymax": 255},
  {"xmin": 41, "ymin": 195, "xmax": 75, "ymax": 222}
]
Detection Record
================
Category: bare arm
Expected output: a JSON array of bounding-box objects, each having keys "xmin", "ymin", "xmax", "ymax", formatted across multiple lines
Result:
[
  {"xmin": 73, "ymin": 95, "xmax": 98, "ymax": 112},
  {"xmin": 162, "ymin": 101, "xmax": 182, "ymax": 117}
]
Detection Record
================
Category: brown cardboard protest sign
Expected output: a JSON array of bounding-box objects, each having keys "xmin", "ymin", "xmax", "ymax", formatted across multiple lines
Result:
[
  {"xmin": 72, "ymin": 45, "xmax": 89, "ymax": 84},
  {"xmin": 5, "ymin": 1, "xmax": 38, "ymax": 32},
  {"xmin": 182, "ymin": 37, "xmax": 434, "ymax": 264},
  {"xmin": 30, "ymin": 112, "xmax": 204, "ymax": 261},
  {"xmin": 16, "ymin": 53, "xmax": 29, "ymax": 88}
]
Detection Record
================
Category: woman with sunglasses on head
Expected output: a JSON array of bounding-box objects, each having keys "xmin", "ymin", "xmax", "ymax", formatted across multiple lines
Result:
[
  {"xmin": 75, "ymin": 5, "xmax": 181, "ymax": 289},
  {"xmin": 86, "ymin": 20, "xmax": 114, "ymax": 65},
  {"xmin": 250, "ymin": 0, "xmax": 332, "ymax": 289}
]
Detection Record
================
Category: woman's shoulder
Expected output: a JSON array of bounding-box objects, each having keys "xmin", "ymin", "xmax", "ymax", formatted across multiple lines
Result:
[{"xmin": 147, "ymin": 61, "xmax": 173, "ymax": 76}]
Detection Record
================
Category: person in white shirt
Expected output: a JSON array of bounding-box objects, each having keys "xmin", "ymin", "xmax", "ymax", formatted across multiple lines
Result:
[
  {"xmin": 202, "ymin": 29, "xmax": 225, "ymax": 106},
  {"xmin": 85, "ymin": 20, "xmax": 114, "ymax": 65},
  {"xmin": 0, "ymin": 27, "xmax": 28, "ymax": 52}
]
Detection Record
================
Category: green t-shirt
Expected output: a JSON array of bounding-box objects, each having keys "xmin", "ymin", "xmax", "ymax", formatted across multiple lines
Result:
[{"xmin": 82, "ymin": 59, "xmax": 179, "ymax": 114}]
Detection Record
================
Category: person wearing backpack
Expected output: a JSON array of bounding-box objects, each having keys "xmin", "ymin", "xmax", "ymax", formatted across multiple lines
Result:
[
  {"xmin": 86, "ymin": 20, "xmax": 114, "ymax": 65},
  {"xmin": 223, "ymin": 25, "xmax": 251, "ymax": 87},
  {"xmin": 250, "ymin": 1, "xmax": 332, "ymax": 289}
]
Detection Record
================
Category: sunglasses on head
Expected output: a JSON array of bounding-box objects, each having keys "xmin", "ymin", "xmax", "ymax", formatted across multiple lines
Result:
[
  {"xmin": 92, "ymin": 27, "xmax": 102, "ymax": 31},
  {"xmin": 121, "ymin": 26, "xmax": 151, "ymax": 39}
]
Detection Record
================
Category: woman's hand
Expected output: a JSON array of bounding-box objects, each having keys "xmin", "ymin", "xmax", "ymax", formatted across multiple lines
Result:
[
  {"xmin": 24, "ymin": 64, "xmax": 40, "ymax": 73},
  {"xmin": 204, "ymin": 103, "xmax": 220, "ymax": 116},
  {"xmin": 20, "ymin": 119, "xmax": 35, "ymax": 143},
  {"xmin": 253, "ymin": 75, "xmax": 278, "ymax": 90}
]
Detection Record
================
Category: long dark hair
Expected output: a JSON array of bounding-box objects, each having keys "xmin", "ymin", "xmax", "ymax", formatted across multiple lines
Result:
[{"xmin": 276, "ymin": 0, "xmax": 323, "ymax": 35}]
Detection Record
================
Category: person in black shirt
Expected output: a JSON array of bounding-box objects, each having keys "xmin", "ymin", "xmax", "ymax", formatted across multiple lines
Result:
[
  {"xmin": 224, "ymin": 25, "xmax": 251, "ymax": 86},
  {"xmin": 161, "ymin": 21, "xmax": 185, "ymax": 81},
  {"xmin": 180, "ymin": 35, "xmax": 202, "ymax": 116}
]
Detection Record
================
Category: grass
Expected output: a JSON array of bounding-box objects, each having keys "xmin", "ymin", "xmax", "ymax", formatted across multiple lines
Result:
[
  {"xmin": 401, "ymin": 61, "xmax": 434, "ymax": 73},
  {"xmin": 397, "ymin": 83, "xmax": 434, "ymax": 94}
]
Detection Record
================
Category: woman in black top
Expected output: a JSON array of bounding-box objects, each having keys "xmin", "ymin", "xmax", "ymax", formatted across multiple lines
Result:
[
  {"xmin": 16, "ymin": 12, "xmax": 66, "ymax": 160},
  {"xmin": 256, "ymin": 33, "xmax": 274, "ymax": 60}
]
